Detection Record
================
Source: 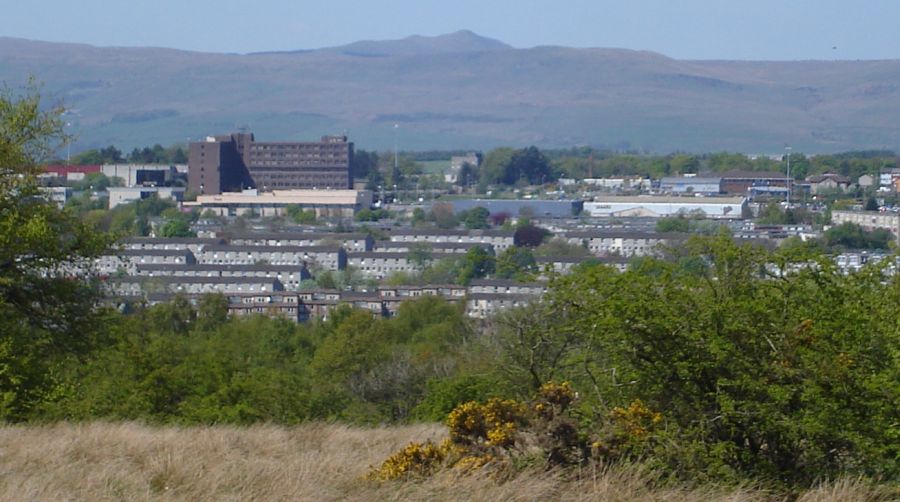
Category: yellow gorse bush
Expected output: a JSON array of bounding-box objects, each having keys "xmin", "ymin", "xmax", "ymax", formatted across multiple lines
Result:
[
  {"xmin": 610, "ymin": 399, "xmax": 663, "ymax": 439},
  {"xmin": 447, "ymin": 398, "xmax": 526, "ymax": 446},
  {"xmin": 367, "ymin": 441, "xmax": 446, "ymax": 481},
  {"xmin": 370, "ymin": 381, "xmax": 595, "ymax": 482},
  {"xmin": 537, "ymin": 381, "xmax": 575, "ymax": 409}
]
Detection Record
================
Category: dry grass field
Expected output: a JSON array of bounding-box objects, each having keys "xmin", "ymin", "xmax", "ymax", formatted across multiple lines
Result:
[{"xmin": 0, "ymin": 422, "xmax": 894, "ymax": 502}]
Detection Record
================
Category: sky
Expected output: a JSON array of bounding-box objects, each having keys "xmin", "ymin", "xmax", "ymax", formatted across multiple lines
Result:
[{"xmin": 3, "ymin": 0, "xmax": 900, "ymax": 60}]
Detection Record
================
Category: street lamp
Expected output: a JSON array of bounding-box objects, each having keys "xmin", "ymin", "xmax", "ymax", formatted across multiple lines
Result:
[
  {"xmin": 65, "ymin": 122, "xmax": 72, "ymax": 166},
  {"xmin": 785, "ymin": 146, "xmax": 792, "ymax": 205},
  {"xmin": 393, "ymin": 124, "xmax": 399, "ymax": 174}
]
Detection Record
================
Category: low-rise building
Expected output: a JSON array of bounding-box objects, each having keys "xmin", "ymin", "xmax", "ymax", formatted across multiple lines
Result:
[
  {"xmin": 807, "ymin": 174, "xmax": 851, "ymax": 194},
  {"xmin": 536, "ymin": 255, "xmax": 630, "ymax": 274},
  {"xmin": 561, "ymin": 230, "xmax": 684, "ymax": 257},
  {"xmin": 107, "ymin": 186, "xmax": 186, "ymax": 209},
  {"xmin": 582, "ymin": 177, "xmax": 651, "ymax": 191},
  {"xmin": 879, "ymin": 168, "xmax": 900, "ymax": 190},
  {"xmin": 42, "ymin": 164, "xmax": 101, "ymax": 182},
  {"xmin": 348, "ymin": 252, "xmax": 463, "ymax": 279},
  {"xmin": 106, "ymin": 276, "xmax": 284, "ymax": 297},
  {"xmin": 226, "ymin": 292, "xmax": 304, "ymax": 322},
  {"xmin": 183, "ymin": 189, "xmax": 373, "ymax": 218},
  {"xmin": 388, "ymin": 229, "xmax": 515, "ymax": 252},
  {"xmin": 226, "ymin": 232, "xmax": 374, "ymax": 251},
  {"xmin": 445, "ymin": 153, "xmax": 480, "ymax": 183},
  {"xmin": 134, "ymin": 264, "xmax": 312, "ymax": 290},
  {"xmin": 831, "ymin": 210, "xmax": 900, "ymax": 244},
  {"xmin": 659, "ymin": 176, "xmax": 722, "ymax": 195},
  {"xmin": 373, "ymin": 241, "xmax": 493, "ymax": 254},
  {"xmin": 102, "ymin": 164, "xmax": 188, "ymax": 187},
  {"xmin": 466, "ymin": 293, "xmax": 538, "ymax": 319},
  {"xmin": 584, "ymin": 196, "xmax": 746, "ymax": 219},
  {"xmin": 97, "ymin": 248, "xmax": 196, "ymax": 275},
  {"xmin": 121, "ymin": 237, "xmax": 225, "ymax": 254},
  {"xmin": 468, "ymin": 279, "xmax": 546, "ymax": 296},
  {"xmin": 340, "ymin": 291, "xmax": 387, "ymax": 316},
  {"xmin": 40, "ymin": 186, "xmax": 72, "ymax": 208},
  {"xmin": 196, "ymin": 244, "xmax": 346, "ymax": 270},
  {"xmin": 719, "ymin": 171, "xmax": 791, "ymax": 195},
  {"xmin": 444, "ymin": 199, "xmax": 583, "ymax": 219}
]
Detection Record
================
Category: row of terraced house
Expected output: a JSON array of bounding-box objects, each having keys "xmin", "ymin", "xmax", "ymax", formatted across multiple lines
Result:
[
  {"xmin": 108, "ymin": 279, "xmax": 550, "ymax": 321},
  {"xmin": 98, "ymin": 228, "xmax": 681, "ymax": 321}
]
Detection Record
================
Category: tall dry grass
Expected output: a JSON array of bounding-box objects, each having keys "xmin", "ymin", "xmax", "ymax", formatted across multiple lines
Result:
[{"xmin": 0, "ymin": 422, "xmax": 894, "ymax": 501}]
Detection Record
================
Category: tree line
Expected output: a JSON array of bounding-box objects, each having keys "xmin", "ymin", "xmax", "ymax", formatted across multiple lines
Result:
[
  {"xmin": 62, "ymin": 143, "xmax": 188, "ymax": 165},
  {"xmin": 358, "ymin": 146, "xmax": 899, "ymax": 193}
]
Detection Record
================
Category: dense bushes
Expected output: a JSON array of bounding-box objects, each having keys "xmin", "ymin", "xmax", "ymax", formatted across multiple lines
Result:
[
  {"xmin": 490, "ymin": 235, "xmax": 899, "ymax": 486},
  {"xmin": 37, "ymin": 296, "xmax": 478, "ymax": 425}
]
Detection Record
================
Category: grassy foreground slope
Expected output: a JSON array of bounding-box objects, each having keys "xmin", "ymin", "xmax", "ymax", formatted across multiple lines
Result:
[{"xmin": 0, "ymin": 423, "xmax": 893, "ymax": 502}]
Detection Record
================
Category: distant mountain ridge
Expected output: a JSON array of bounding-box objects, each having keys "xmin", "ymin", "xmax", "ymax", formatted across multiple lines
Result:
[
  {"xmin": 2, "ymin": 32, "xmax": 900, "ymax": 154},
  {"xmin": 249, "ymin": 30, "xmax": 511, "ymax": 57}
]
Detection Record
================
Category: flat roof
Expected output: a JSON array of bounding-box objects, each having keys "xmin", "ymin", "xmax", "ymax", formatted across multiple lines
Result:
[
  {"xmin": 226, "ymin": 232, "xmax": 370, "ymax": 241},
  {"xmin": 660, "ymin": 177, "xmax": 722, "ymax": 184},
  {"xmin": 588, "ymin": 195, "xmax": 745, "ymax": 204},
  {"xmin": 186, "ymin": 189, "xmax": 368, "ymax": 206},
  {"xmin": 202, "ymin": 245, "xmax": 343, "ymax": 253}
]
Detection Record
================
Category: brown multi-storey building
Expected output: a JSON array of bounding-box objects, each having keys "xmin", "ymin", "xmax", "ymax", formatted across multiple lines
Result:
[
  {"xmin": 188, "ymin": 133, "xmax": 255, "ymax": 195},
  {"xmin": 188, "ymin": 132, "xmax": 353, "ymax": 195}
]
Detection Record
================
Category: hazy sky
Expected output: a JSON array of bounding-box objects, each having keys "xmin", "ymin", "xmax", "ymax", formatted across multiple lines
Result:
[{"xmin": 3, "ymin": 0, "xmax": 900, "ymax": 60}]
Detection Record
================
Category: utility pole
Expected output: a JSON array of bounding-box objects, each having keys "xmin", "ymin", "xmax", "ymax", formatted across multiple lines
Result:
[
  {"xmin": 785, "ymin": 146, "xmax": 792, "ymax": 206},
  {"xmin": 65, "ymin": 122, "xmax": 72, "ymax": 166},
  {"xmin": 393, "ymin": 123, "xmax": 399, "ymax": 174}
]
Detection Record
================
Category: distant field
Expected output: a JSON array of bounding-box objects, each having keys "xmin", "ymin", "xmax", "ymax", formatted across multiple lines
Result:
[
  {"xmin": 419, "ymin": 160, "xmax": 450, "ymax": 175},
  {"xmin": 0, "ymin": 422, "xmax": 892, "ymax": 501}
]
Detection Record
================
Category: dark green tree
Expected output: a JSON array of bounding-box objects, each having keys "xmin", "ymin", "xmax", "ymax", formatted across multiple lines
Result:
[
  {"xmin": 159, "ymin": 217, "xmax": 195, "ymax": 238},
  {"xmin": 351, "ymin": 149, "xmax": 379, "ymax": 179},
  {"xmin": 513, "ymin": 223, "xmax": 550, "ymax": 247},
  {"xmin": 457, "ymin": 247, "xmax": 496, "ymax": 285},
  {"xmin": 407, "ymin": 243, "xmax": 433, "ymax": 270},
  {"xmin": 655, "ymin": 216, "xmax": 691, "ymax": 233},
  {"xmin": 824, "ymin": 222, "xmax": 892, "ymax": 250},
  {"xmin": 410, "ymin": 207, "xmax": 427, "ymax": 227},
  {"xmin": 479, "ymin": 147, "xmax": 515, "ymax": 185},
  {"xmin": 0, "ymin": 83, "xmax": 113, "ymax": 419},
  {"xmin": 286, "ymin": 205, "xmax": 317, "ymax": 225},
  {"xmin": 171, "ymin": 146, "xmax": 188, "ymax": 164},
  {"xmin": 429, "ymin": 202, "xmax": 459, "ymax": 229},
  {"xmin": 456, "ymin": 162, "xmax": 478, "ymax": 188},
  {"xmin": 495, "ymin": 247, "xmax": 537, "ymax": 280},
  {"xmin": 864, "ymin": 196, "xmax": 879, "ymax": 211},
  {"xmin": 461, "ymin": 206, "xmax": 490, "ymax": 229},
  {"xmin": 71, "ymin": 145, "xmax": 124, "ymax": 165},
  {"xmin": 506, "ymin": 146, "xmax": 552, "ymax": 185},
  {"xmin": 316, "ymin": 271, "xmax": 338, "ymax": 290}
]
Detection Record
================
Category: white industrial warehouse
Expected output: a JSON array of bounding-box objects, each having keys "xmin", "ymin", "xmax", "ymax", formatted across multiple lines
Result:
[{"xmin": 584, "ymin": 196, "xmax": 748, "ymax": 219}]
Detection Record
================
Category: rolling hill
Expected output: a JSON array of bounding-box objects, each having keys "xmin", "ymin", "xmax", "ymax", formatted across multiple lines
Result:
[{"xmin": 2, "ymin": 30, "xmax": 900, "ymax": 154}]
